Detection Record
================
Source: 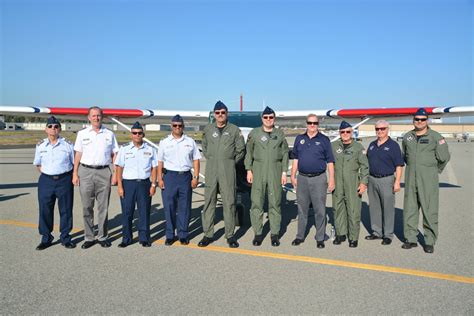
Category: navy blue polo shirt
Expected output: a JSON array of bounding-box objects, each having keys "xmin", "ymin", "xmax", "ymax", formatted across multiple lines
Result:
[
  {"xmin": 292, "ymin": 132, "xmax": 334, "ymax": 174},
  {"xmin": 367, "ymin": 137, "xmax": 404, "ymax": 176}
]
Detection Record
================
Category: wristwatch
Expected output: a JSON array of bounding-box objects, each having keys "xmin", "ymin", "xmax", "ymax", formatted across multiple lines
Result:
[
  {"xmin": 151, "ymin": 182, "xmax": 157, "ymax": 187},
  {"xmin": 192, "ymin": 176, "xmax": 199, "ymax": 180}
]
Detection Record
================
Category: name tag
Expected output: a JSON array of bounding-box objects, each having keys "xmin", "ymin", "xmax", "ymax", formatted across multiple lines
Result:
[
  {"xmin": 143, "ymin": 152, "xmax": 152, "ymax": 156},
  {"xmin": 420, "ymin": 139, "xmax": 429, "ymax": 144}
]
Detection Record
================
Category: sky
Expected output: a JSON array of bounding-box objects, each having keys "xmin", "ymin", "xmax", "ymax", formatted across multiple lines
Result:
[{"xmin": 0, "ymin": 0, "xmax": 472, "ymax": 116}]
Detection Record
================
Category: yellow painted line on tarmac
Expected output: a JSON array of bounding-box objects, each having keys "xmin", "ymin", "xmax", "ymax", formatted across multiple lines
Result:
[{"xmin": 2, "ymin": 219, "xmax": 473, "ymax": 284}]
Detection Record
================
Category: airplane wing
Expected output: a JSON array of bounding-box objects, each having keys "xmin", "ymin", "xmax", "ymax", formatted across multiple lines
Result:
[{"xmin": 1, "ymin": 105, "xmax": 473, "ymax": 127}]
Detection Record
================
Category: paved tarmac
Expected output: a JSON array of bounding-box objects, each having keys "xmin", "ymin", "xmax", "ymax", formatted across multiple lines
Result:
[{"xmin": 0, "ymin": 139, "xmax": 473, "ymax": 314}]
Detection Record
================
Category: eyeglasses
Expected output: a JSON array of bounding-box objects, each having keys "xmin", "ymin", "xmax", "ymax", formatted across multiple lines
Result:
[
  {"xmin": 375, "ymin": 127, "xmax": 387, "ymax": 131},
  {"xmin": 414, "ymin": 118, "xmax": 427, "ymax": 122},
  {"xmin": 263, "ymin": 115, "xmax": 274, "ymax": 120},
  {"xmin": 340, "ymin": 130, "xmax": 352, "ymax": 134},
  {"xmin": 131, "ymin": 131, "xmax": 144, "ymax": 135},
  {"xmin": 172, "ymin": 124, "xmax": 183, "ymax": 128},
  {"xmin": 47, "ymin": 124, "xmax": 59, "ymax": 129},
  {"xmin": 306, "ymin": 121, "xmax": 319, "ymax": 125},
  {"xmin": 214, "ymin": 111, "xmax": 227, "ymax": 115}
]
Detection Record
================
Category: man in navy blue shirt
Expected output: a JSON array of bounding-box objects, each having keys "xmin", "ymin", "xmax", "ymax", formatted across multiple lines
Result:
[
  {"xmin": 366, "ymin": 120, "xmax": 404, "ymax": 245},
  {"xmin": 290, "ymin": 114, "xmax": 335, "ymax": 249}
]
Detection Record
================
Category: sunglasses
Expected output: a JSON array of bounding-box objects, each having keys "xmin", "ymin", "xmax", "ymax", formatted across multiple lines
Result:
[
  {"xmin": 306, "ymin": 121, "xmax": 319, "ymax": 125},
  {"xmin": 214, "ymin": 111, "xmax": 227, "ymax": 115},
  {"xmin": 172, "ymin": 124, "xmax": 183, "ymax": 128},
  {"xmin": 340, "ymin": 130, "xmax": 352, "ymax": 134},
  {"xmin": 414, "ymin": 118, "xmax": 427, "ymax": 122},
  {"xmin": 375, "ymin": 127, "xmax": 387, "ymax": 131},
  {"xmin": 47, "ymin": 124, "xmax": 60, "ymax": 129},
  {"xmin": 263, "ymin": 115, "xmax": 274, "ymax": 120},
  {"xmin": 131, "ymin": 131, "xmax": 144, "ymax": 135}
]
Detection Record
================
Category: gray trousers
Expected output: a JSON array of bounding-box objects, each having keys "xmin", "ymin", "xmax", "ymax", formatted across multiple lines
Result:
[
  {"xmin": 368, "ymin": 175, "xmax": 395, "ymax": 239},
  {"xmin": 296, "ymin": 173, "xmax": 327, "ymax": 242},
  {"xmin": 78, "ymin": 165, "xmax": 112, "ymax": 242}
]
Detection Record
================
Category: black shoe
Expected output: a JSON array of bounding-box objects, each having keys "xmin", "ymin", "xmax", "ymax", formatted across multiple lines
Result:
[
  {"xmin": 381, "ymin": 238, "xmax": 392, "ymax": 245},
  {"xmin": 36, "ymin": 242, "xmax": 52, "ymax": 251},
  {"xmin": 401, "ymin": 242, "xmax": 418, "ymax": 249},
  {"xmin": 227, "ymin": 238, "xmax": 239, "ymax": 248},
  {"xmin": 198, "ymin": 237, "xmax": 212, "ymax": 247},
  {"xmin": 98, "ymin": 240, "xmax": 111, "ymax": 248},
  {"xmin": 333, "ymin": 235, "xmax": 346, "ymax": 245},
  {"xmin": 81, "ymin": 241, "xmax": 96, "ymax": 249},
  {"xmin": 164, "ymin": 238, "xmax": 175, "ymax": 246},
  {"xmin": 271, "ymin": 235, "xmax": 280, "ymax": 247},
  {"xmin": 252, "ymin": 235, "xmax": 263, "ymax": 246},
  {"xmin": 118, "ymin": 242, "xmax": 130, "ymax": 248},
  {"xmin": 292, "ymin": 238, "xmax": 304, "ymax": 246},
  {"xmin": 141, "ymin": 241, "xmax": 152, "ymax": 247},
  {"xmin": 63, "ymin": 242, "xmax": 76, "ymax": 249},
  {"xmin": 365, "ymin": 234, "xmax": 382, "ymax": 240},
  {"xmin": 349, "ymin": 240, "xmax": 358, "ymax": 248},
  {"xmin": 423, "ymin": 245, "xmax": 434, "ymax": 253},
  {"xmin": 179, "ymin": 238, "xmax": 189, "ymax": 245},
  {"xmin": 317, "ymin": 241, "xmax": 325, "ymax": 249}
]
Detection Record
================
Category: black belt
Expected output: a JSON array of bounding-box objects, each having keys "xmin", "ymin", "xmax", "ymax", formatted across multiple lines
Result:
[
  {"xmin": 299, "ymin": 171, "xmax": 324, "ymax": 177},
  {"xmin": 163, "ymin": 169, "xmax": 190, "ymax": 175},
  {"xmin": 123, "ymin": 179, "xmax": 150, "ymax": 182},
  {"xmin": 81, "ymin": 163, "xmax": 109, "ymax": 170},
  {"xmin": 370, "ymin": 173, "xmax": 393, "ymax": 178},
  {"xmin": 42, "ymin": 170, "xmax": 72, "ymax": 180}
]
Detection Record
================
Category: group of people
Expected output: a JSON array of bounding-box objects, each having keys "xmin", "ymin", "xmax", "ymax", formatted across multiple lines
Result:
[{"xmin": 33, "ymin": 104, "xmax": 450, "ymax": 254}]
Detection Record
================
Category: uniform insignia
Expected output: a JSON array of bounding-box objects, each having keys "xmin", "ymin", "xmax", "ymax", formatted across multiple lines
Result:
[
  {"xmin": 223, "ymin": 132, "xmax": 229, "ymax": 136},
  {"xmin": 40, "ymin": 150, "xmax": 47, "ymax": 153},
  {"xmin": 315, "ymin": 141, "xmax": 321, "ymax": 146},
  {"xmin": 336, "ymin": 148, "xmax": 343, "ymax": 154},
  {"xmin": 261, "ymin": 136, "xmax": 268, "ymax": 142},
  {"xmin": 83, "ymin": 138, "xmax": 90, "ymax": 142},
  {"xmin": 144, "ymin": 152, "xmax": 152, "ymax": 156},
  {"xmin": 420, "ymin": 139, "xmax": 429, "ymax": 144},
  {"xmin": 369, "ymin": 145, "xmax": 374, "ymax": 150},
  {"xmin": 212, "ymin": 132, "xmax": 218, "ymax": 138},
  {"xmin": 407, "ymin": 136, "xmax": 413, "ymax": 141},
  {"xmin": 438, "ymin": 139, "xmax": 446, "ymax": 145},
  {"xmin": 300, "ymin": 139, "xmax": 305, "ymax": 144},
  {"xmin": 384, "ymin": 147, "xmax": 390, "ymax": 151},
  {"xmin": 37, "ymin": 139, "xmax": 45, "ymax": 146}
]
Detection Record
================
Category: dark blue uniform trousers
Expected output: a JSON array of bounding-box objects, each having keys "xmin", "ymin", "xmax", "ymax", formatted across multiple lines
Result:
[
  {"xmin": 37, "ymin": 172, "xmax": 74, "ymax": 244},
  {"xmin": 120, "ymin": 179, "xmax": 151, "ymax": 244},
  {"xmin": 162, "ymin": 171, "xmax": 192, "ymax": 240}
]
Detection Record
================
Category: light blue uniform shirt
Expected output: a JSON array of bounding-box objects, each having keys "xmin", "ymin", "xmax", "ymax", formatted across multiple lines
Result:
[
  {"xmin": 157, "ymin": 134, "xmax": 202, "ymax": 172},
  {"xmin": 115, "ymin": 142, "xmax": 158, "ymax": 180},
  {"xmin": 33, "ymin": 137, "xmax": 74, "ymax": 175}
]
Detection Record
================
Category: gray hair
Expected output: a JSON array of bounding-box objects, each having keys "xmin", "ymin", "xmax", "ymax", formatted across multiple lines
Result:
[
  {"xmin": 307, "ymin": 113, "xmax": 318, "ymax": 121},
  {"xmin": 375, "ymin": 120, "xmax": 389, "ymax": 127}
]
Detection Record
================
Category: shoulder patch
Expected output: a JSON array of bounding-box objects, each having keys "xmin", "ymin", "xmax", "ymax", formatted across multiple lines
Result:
[{"xmin": 438, "ymin": 138, "xmax": 446, "ymax": 145}]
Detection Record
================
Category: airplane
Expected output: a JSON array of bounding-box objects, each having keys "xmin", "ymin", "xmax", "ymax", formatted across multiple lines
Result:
[{"xmin": 2, "ymin": 104, "xmax": 473, "ymax": 226}]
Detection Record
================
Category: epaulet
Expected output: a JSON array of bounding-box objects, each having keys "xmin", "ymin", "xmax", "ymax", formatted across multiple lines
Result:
[
  {"xmin": 36, "ymin": 139, "xmax": 45, "ymax": 146},
  {"xmin": 61, "ymin": 137, "xmax": 73, "ymax": 145}
]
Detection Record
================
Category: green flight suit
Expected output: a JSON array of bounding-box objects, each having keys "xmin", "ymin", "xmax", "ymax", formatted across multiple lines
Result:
[
  {"xmin": 244, "ymin": 127, "xmax": 289, "ymax": 236},
  {"xmin": 331, "ymin": 140, "xmax": 369, "ymax": 241},
  {"xmin": 201, "ymin": 122, "xmax": 246, "ymax": 239},
  {"xmin": 402, "ymin": 128, "xmax": 450, "ymax": 246}
]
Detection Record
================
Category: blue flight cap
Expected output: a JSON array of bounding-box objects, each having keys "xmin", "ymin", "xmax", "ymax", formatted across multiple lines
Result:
[
  {"xmin": 46, "ymin": 116, "xmax": 61, "ymax": 126},
  {"xmin": 414, "ymin": 108, "xmax": 428, "ymax": 117},
  {"xmin": 214, "ymin": 101, "xmax": 228, "ymax": 112},
  {"xmin": 262, "ymin": 106, "xmax": 275, "ymax": 116},
  {"xmin": 131, "ymin": 121, "xmax": 143, "ymax": 130},
  {"xmin": 339, "ymin": 120, "xmax": 352, "ymax": 130},
  {"xmin": 171, "ymin": 114, "xmax": 184, "ymax": 123}
]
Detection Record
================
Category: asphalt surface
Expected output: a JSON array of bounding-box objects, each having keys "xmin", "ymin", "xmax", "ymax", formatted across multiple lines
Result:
[{"xmin": 0, "ymin": 139, "xmax": 473, "ymax": 314}]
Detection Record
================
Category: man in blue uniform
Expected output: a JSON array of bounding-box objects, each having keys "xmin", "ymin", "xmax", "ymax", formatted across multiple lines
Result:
[
  {"xmin": 33, "ymin": 116, "xmax": 75, "ymax": 250},
  {"xmin": 115, "ymin": 122, "xmax": 158, "ymax": 247},
  {"xmin": 366, "ymin": 120, "xmax": 404, "ymax": 245},
  {"xmin": 290, "ymin": 114, "xmax": 335, "ymax": 249},
  {"xmin": 157, "ymin": 115, "xmax": 201, "ymax": 246}
]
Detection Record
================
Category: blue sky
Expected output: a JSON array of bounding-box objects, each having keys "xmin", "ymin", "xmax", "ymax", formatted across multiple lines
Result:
[{"xmin": 1, "ymin": 0, "xmax": 472, "ymax": 114}]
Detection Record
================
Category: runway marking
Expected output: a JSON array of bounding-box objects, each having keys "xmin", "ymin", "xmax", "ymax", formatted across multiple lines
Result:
[
  {"xmin": 1, "ymin": 219, "xmax": 473, "ymax": 285},
  {"xmin": 153, "ymin": 240, "xmax": 474, "ymax": 284}
]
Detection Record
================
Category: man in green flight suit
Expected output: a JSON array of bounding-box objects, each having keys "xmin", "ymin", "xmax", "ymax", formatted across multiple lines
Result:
[
  {"xmin": 402, "ymin": 108, "xmax": 450, "ymax": 254},
  {"xmin": 331, "ymin": 121, "xmax": 369, "ymax": 248},
  {"xmin": 198, "ymin": 101, "xmax": 246, "ymax": 248},
  {"xmin": 245, "ymin": 106, "xmax": 289, "ymax": 247}
]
